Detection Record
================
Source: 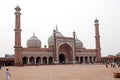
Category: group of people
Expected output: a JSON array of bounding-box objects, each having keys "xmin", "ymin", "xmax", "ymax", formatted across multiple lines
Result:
[{"xmin": 105, "ymin": 61, "xmax": 120, "ymax": 68}]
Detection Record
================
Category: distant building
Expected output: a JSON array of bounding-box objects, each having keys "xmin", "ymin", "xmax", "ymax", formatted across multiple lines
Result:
[
  {"xmin": 5, "ymin": 54, "xmax": 14, "ymax": 58},
  {"xmin": 13, "ymin": 5, "xmax": 101, "ymax": 66},
  {"xmin": 116, "ymin": 52, "xmax": 120, "ymax": 56},
  {"xmin": 101, "ymin": 56, "xmax": 120, "ymax": 63},
  {"xmin": 0, "ymin": 54, "xmax": 14, "ymax": 66},
  {"xmin": 101, "ymin": 53, "xmax": 120, "ymax": 63}
]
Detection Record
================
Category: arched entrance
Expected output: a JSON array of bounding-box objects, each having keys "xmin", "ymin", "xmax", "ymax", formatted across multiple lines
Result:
[
  {"xmin": 49, "ymin": 57, "xmax": 53, "ymax": 64},
  {"xmin": 93, "ymin": 56, "xmax": 96, "ymax": 62},
  {"xmin": 58, "ymin": 43, "xmax": 73, "ymax": 63},
  {"xmin": 36, "ymin": 57, "xmax": 41, "ymax": 64},
  {"xmin": 80, "ymin": 56, "xmax": 83, "ymax": 63},
  {"xmin": 89, "ymin": 56, "xmax": 92, "ymax": 63},
  {"xmin": 59, "ymin": 54, "xmax": 65, "ymax": 63},
  {"xmin": 75, "ymin": 56, "xmax": 79, "ymax": 63},
  {"xmin": 85, "ymin": 56, "xmax": 88, "ymax": 63},
  {"xmin": 30, "ymin": 57, "xmax": 35, "ymax": 64},
  {"xmin": 43, "ymin": 57, "xmax": 47, "ymax": 64},
  {"xmin": 22, "ymin": 57, "xmax": 28, "ymax": 64}
]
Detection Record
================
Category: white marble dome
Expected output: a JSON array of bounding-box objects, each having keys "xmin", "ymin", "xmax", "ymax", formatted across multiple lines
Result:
[
  {"xmin": 117, "ymin": 52, "xmax": 120, "ymax": 56},
  {"xmin": 48, "ymin": 28, "xmax": 64, "ymax": 47},
  {"xmin": 48, "ymin": 35, "xmax": 54, "ymax": 46},
  {"xmin": 27, "ymin": 34, "xmax": 41, "ymax": 48},
  {"xmin": 75, "ymin": 38, "xmax": 83, "ymax": 48}
]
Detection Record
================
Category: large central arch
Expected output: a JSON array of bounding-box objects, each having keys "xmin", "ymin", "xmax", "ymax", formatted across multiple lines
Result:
[{"xmin": 58, "ymin": 43, "xmax": 73, "ymax": 63}]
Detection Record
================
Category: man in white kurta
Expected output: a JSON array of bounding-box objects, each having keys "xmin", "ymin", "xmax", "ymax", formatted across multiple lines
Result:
[{"xmin": 5, "ymin": 69, "xmax": 11, "ymax": 80}]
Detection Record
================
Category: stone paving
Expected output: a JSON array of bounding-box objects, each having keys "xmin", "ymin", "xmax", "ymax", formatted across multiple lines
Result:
[{"xmin": 0, "ymin": 64, "xmax": 120, "ymax": 80}]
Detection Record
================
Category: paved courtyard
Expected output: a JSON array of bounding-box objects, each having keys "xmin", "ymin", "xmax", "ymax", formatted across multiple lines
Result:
[{"xmin": 0, "ymin": 64, "xmax": 120, "ymax": 80}]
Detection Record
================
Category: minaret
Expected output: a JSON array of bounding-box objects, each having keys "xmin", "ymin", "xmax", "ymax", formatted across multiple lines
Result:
[
  {"xmin": 53, "ymin": 29, "xmax": 57, "ymax": 63},
  {"xmin": 94, "ymin": 18, "xmax": 101, "ymax": 62},
  {"xmin": 73, "ymin": 31, "xmax": 76, "ymax": 64},
  {"xmin": 14, "ymin": 5, "xmax": 22, "ymax": 65}
]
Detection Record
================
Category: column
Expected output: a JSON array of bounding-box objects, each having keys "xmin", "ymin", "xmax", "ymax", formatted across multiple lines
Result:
[
  {"xmin": 28, "ymin": 58, "xmax": 29, "ymax": 65},
  {"xmin": 41, "ymin": 57, "xmax": 43, "ymax": 64},
  {"xmin": 34, "ymin": 58, "xmax": 36, "ymax": 64},
  {"xmin": 47, "ymin": 58, "xmax": 49, "ymax": 64},
  {"xmin": 83, "ymin": 57, "xmax": 85, "ymax": 63}
]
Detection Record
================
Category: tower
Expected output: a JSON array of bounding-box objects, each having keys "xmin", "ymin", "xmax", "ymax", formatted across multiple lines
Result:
[
  {"xmin": 94, "ymin": 18, "xmax": 101, "ymax": 62},
  {"xmin": 14, "ymin": 5, "xmax": 22, "ymax": 65}
]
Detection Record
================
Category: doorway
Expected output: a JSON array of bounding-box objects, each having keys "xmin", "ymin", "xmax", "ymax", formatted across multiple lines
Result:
[{"xmin": 59, "ymin": 54, "xmax": 65, "ymax": 63}]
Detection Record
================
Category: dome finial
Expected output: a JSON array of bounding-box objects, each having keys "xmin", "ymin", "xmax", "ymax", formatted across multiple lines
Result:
[
  {"xmin": 94, "ymin": 18, "xmax": 99, "ymax": 24},
  {"xmin": 75, "ymin": 33, "xmax": 78, "ymax": 39},
  {"xmin": 15, "ymin": 5, "xmax": 21, "ymax": 11},
  {"xmin": 32, "ymin": 31, "xmax": 36, "ymax": 38},
  {"xmin": 56, "ymin": 24, "xmax": 58, "ymax": 32},
  {"xmin": 74, "ymin": 32, "xmax": 79, "ymax": 39},
  {"xmin": 73, "ymin": 30, "xmax": 76, "ymax": 38},
  {"xmin": 33, "ymin": 31, "xmax": 35, "ymax": 36}
]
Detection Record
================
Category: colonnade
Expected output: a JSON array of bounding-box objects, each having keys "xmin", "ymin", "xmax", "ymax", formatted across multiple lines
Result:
[
  {"xmin": 75, "ymin": 56, "xmax": 97, "ymax": 63},
  {"xmin": 22, "ymin": 56, "xmax": 53, "ymax": 65},
  {"xmin": 22, "ymin": 56, "xmax": 97, "ymax": 65}
]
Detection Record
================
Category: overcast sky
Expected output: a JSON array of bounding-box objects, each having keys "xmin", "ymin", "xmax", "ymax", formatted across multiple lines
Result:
[{"xmin": 0, "ymin": 0, "xmax": 120, "ymax": 57}]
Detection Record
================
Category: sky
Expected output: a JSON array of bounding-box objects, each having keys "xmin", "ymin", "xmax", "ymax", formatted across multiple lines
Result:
[{"xmin": 0, "ymin": 0, "xmax": 120, "ymax": 57}]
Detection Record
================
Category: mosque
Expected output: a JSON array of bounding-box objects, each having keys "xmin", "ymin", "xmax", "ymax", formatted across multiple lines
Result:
[{"xmin": 14, "ymin": 5, "xmax": 101, "ymax": 65}]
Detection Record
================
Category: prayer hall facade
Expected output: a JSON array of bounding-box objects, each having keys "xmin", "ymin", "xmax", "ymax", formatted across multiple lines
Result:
[{"xmin": 14, "ymin": 6, "xmax": 101, "ymax": 65}]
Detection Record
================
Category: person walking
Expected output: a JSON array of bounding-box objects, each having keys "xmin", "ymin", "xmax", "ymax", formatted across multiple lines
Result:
[
  {"xmin": 105, "ymin": 63, "xmax": 108, "ymax": 68},
  {"xmin": 5, "ymin": 69, "xmax": 11, "ymax": 80},
  {"xmin": 105, "ymin": 61, "xmax": 109, "ymax": 68}
]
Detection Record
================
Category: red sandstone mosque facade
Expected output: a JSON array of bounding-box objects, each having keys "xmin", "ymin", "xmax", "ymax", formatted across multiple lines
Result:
[{"xmin": 14, "ymin": 6, "xmax": 101, "ymax": 65}]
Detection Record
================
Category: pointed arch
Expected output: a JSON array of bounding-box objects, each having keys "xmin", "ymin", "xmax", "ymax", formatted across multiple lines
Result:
[
  {"xmin": 80, "ymin": 56, "xmax": 83, "ymax": 63},
  {"xmin": 75, "ymin": 56, "xmax": 79, "ymax": 63},
  {"xmin": 22, "ymin": 57, "xmax": 28, "ymax": 64},
  {"xmin": 58, "ymin": 43, "xmax": 73, "ymax": 63},
  {"xmin": 49, "ymin": 57, "xmax": 53, "ymax": 64},
  {"xmin": 30, "ymin": 57, "xmax": 35, "ymax": 64},
  {"xmin": 85, "ymin": 56, "xmax": 88, "ymax": 63},
  {"xmin": 43, "ymin": 57, "xmax": 47, "ymax": 64},
  {"xmin": 36, "ymin": 57, "xmax": 41, "ymax": 64},
  {"xmin": 59, "ymin": 54, "xmax": 66, "ymax": 63}
]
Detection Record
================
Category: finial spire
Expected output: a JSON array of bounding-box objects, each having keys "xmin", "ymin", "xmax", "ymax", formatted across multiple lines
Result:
[
  {"xmin": 15, "ymin": 5, "xmax": 21, "ymax": 11},
  {"xmin": 73, "ymin": 31, "xmax": 78, "ymax": 39},
  {"xmin": 94, "ymin": 18, "xmax": 99, "ymax": 24},
  {"xmin": 56, "ymin": 24, "xmax": 59, "ymax": 32},
  {"xmin": 33, "ymin": 31, "xmax": 35, "ymax": 36},
  {"xmin": 73, "ymin": 31, "xmax": 76, "ymax": 38},
  {"xmin": 75, "ymin": 33, "xmax": 78, "ymax": 39}
]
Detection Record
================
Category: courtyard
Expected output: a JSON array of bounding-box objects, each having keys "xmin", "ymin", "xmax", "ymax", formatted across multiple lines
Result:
[{"xmin": 0, "ymin": 64, "xmax": 120, "ymax": 80}]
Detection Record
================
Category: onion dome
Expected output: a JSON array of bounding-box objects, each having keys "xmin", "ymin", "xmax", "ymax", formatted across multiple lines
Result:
[
  {"xmin": 75, "ymin": 37, "xmax": 83, "ymax": 49},
  {"xmin": 48, "ymin": 26, "xmax": 64, "ymax": 47},
  {"xmin": 27, "ymin": 33, "xmax": 41, "ymax": 48},
  {"xmin": 117, "ymin": 52, "xmax": 120, "ymax": 56},
  {"xmin": 48, "ymin": 35, "xmax": 54, "ymax": 47}
]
